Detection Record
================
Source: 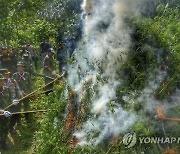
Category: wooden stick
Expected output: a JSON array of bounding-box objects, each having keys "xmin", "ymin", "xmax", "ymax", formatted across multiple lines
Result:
[
  {"xmin": 28, "ymin": 89, "xmax": 54, "ymax": 97},
  {"xmin": 3, "ymin": 73, "xmax": 64, "ymax": 111},
  {"xmin": 34, "ymin": 72, "xmax": 55, "ymax": 80},
  {"xmin": 0, "ymin": 109, "xmax": 57, "ymax": 116}
]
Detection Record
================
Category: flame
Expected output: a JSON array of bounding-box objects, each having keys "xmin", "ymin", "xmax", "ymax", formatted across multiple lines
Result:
[
  {"xmin": 68, "ymin": 136, "xmax": 79, "ymax": 154},
  {"xmin": 157, "ymin": 107, "xmax": 180, "ymax": 122},
  {"xmin": 163, "ymin": 147, "xmax": 179, "ymax": 154},
  {"xmin": 64, "ymin": 91, "xmax": 78, "ymax": 153},
  {"xmin": 65, "ymin": 92, "xmax": 76, "ymax": 132},
  {"xmin": 157, "ymin": 107, "xmax": 164, "ymax": 119}
]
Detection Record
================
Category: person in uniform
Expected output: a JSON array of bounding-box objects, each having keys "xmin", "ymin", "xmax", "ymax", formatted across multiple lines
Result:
[
  {"xmin": 12, "ymin": 62, "xmax": 32, "ymax": 123},
  {"xmin": 22, "ymin": 54, "xmax": 34, "ymax": 76},
  {"xmin": 0, "ymin": 69, "xmax": 22, "ymax": 97},
  {"xmin": 19, "ymin": 45, "xmax": 31, "ymax": 61},
  {"xmin": 11, "ymin": 48, "xmax": 18, "ymax": 72},
  {"xmin": 0, "ymin": 47, "xmax": 14, "ymax": 73},
  {"xmin": 65, "ymin": 34, "xmax": 77, "ymax": 57},
  {"xmin": 25, "ymin": 41, "xmax": 38, "ymax": 70},
  {"xmin": 56, "ymin": 42, "xmax": 68, "ymax": 75},
  {"xmin": 0, "ymin": 69, "xmax": 10, "ymax": 83},
  {"xmin": 43, "ymin": 48, "xmax": 56, "ymax": 95},
  {"xmin": 3, "ymin": 70, "xmax": 22, "ymax": 134},
  {"xmin": 40, "ymin": 38, "xmax": 52, "ymax": 61},
  {"xmin": 0, "ymin": 74, "xmax": 12, "ymax": 150}
]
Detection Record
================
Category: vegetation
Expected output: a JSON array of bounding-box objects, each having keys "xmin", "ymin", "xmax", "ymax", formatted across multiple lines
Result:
[
  {"xmin": 0, "ymin": 0, "xmax": 81, "ymax": 49},
  {"xmin": 0, "ymin": 1, "xmax": 179, "ymax": 154}
]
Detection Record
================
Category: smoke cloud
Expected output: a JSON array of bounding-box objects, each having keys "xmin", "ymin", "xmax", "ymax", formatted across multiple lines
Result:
[{"xmin": 67, "ymin": 0, "xmax": 161, "ymax": 146}]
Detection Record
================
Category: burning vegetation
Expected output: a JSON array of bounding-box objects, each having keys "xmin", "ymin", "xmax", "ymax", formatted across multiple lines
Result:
[{"xmin": 0, "ymin": 0, "xmax": 179, "ymax": 153}]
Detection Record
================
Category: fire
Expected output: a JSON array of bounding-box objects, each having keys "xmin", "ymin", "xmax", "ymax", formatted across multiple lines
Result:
[
  {"xmin": 157, "ymin": 107, "xmax": 164, "ymax": 119},
  {"xmin": 65, "ymin": 91, "xmax": 76, "ymax": 132},
  {"xmin": 68, "ymin": 136, "xmax": 79, "ymax": 154},
  {"xmin": 64, "ymin": 91, "xmax": 79, "ymax": 153},
  {"xmin": 157, "ymin": 107, "xmax": 180, "ymax": 122},
  {"xmin": 163, "ymin": 147, "xmax": 179, "ymax": 154}
]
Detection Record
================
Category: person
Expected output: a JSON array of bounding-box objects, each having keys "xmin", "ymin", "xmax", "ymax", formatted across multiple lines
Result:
[
  {"xmin": 0, "ymin": 47, "xmax": 14, "ymax": 73},
  {"xmin": 25, "ymin": 41, "xmax": 38, "ymax": 70},
  {"xmin": 3, "ymin": 70, "xmax": 22, "ymax": 134},
  {"xmin": 0, "ymin": 74, "xmax": 12, "ymax": 150},
  {"xmin": 12, "ymin": 62, "xmax": 32, "ymax": 123},
  {"xmin": 3, "ymin": 70, "xmax": 22, "ymax": 100},
  {"xmin": 19, "ymin": 45, "xmax": 31, "ymax": 60},
  {"xmin": 11, "ymin": 48, "xmax": 18, "ymax": 72},
  {"xmin": 57, "ymin": 42, "xmax": 68, "ymax": 75},
  {"xmin": 0, "ymin": 69, "xmax": 10, "ymax": 81},
  {"xmin": 40, "ymin": 38, "xmax": 52, "ymax": 61},
  {"xmin": 43, "ymin": 48, "xmax": 56, "ymax": 95},
  {"xmin": 65, "ymin": 35, "xmax": 76, "ymax": 57},
  {"xmin": 22, "ymin": 54, "xmax": 34, "ymax": 75}
]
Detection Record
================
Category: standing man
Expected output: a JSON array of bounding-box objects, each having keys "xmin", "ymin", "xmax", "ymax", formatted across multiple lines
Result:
[
  {"xmin": 65, "ymin": 34, "xmax": 77, "ymax": 57},
  {"xmin": 0, "ymin": 69, "xmax": 22, "ymax": 96},
  {"xmin": 0, "ymin": 74, "xmax": 12, "ymax": 150},
  {"xmin": 43, "ymin": 48, "xmax": 56, "ymax": 95},
  {"xmin": 40, "ymin": 38, "xmax": 52, "ymax": 61},
  {"xmin": 19, "ymin": 45, "xmax": 30, "ymax": 60},
  {"xmin": 3, "ymin": 70, "xmax": 22, "ymax": 134},
  {"xmin": 0, "ymin": 69, "xmax": 10, "ymax": 80},
  {"xmin": 22, "ymin": 54, "xmax": 34, "ymax": 76},
  {"xmin": 12, "ymin": 62, "xmax": 32, "ymax": 123},
  {"xmin": 11, "ymin": 48, "xmax": 18, "ymax": 73},
  {"xmin": 25, "ymin": 41, "xmax": 38, "ymax": 70},
  {"xmin": 0, "ymin": 47, "xmax": 14, "ymax": 73},
  {"xmin": 57, "ymin": 42, "xmax": 68, "ymax": 75}
]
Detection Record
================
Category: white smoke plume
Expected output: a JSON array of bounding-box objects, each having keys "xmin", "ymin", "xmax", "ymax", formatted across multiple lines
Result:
[
  {"xmin": 68, "ymin": 0, "xmax": 159, "ymax": 146},
  {"xmin": 122, "ymin": 44, "xmax": 179, "ymax": 119}
]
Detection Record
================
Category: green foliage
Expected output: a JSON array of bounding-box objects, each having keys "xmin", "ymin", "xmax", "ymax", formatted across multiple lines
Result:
[
  {"xmin": 1, "ymin": 1, "xmax": 180, "ymax": 154},
  {"xmin": 32, "ymin": 84, "xmax": 69, "ymax": 154},
  {"xmin": 0, "ymin": 0, "xmax": 46, "ymax": 47},
  {"xmin": 0, "ymin": 0, "xmax": 79, "ymax": 49}
]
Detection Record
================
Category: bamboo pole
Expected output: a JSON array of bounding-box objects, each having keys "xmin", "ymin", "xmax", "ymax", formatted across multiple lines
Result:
[
  {"xmin": 34, "ymin": 72, "xmax": 55, "ymax": 80},
  {"xmin": 3, "ymin": 73, "xmax": 64, "ymax": 111},
  {"xmin": 30, "ymin": 89, "xmax": 54, "ymax": 97},
  {"xmin": 0, "ymin": 109, "xmax": 57, "ymax": 116}
]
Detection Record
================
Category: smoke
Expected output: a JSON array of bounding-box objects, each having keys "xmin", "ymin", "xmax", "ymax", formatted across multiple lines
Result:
[
  {"xmin": 67, "ymin": 0, "xmax": 160, "ymax": 146},
  {"xmin": 74, "ymin": 106, "xmax": 137, "ymax": 146},
  {"xmin": 122, "ymin": 45, "xmax": 179, "ymax": 118}
]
